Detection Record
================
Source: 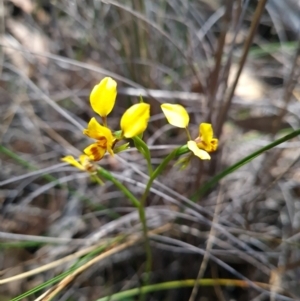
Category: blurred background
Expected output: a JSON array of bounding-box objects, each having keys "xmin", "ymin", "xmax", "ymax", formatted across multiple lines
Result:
[{"xmin": 1, "ymin": 0, "xmax": 300, "ymax": 300}]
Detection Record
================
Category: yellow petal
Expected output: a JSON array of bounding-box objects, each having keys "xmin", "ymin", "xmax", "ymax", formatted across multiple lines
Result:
[
  {"xmin": 120, "ymin": 103, "xmax": 150, "ymax": 138},
  {"xmin": 79, "ymin": 154, "xmax": 95, "ymax": 172},
  {"xmin": 199, "ymin": 123, "xmax": 213, "ymax": 143},
  {"xmin": 197, "ymin": 123, "xmax": 218, "ymax": 152},
  {"xmin": 161, "ymin": 103, "xmax": 189, "ymax": 128},
  {"xmin": 61, "ymin": 155, "xmax": 85, "ymax": 171},
  {"xmin": 90, "ymin": 77, "xmax": 117, "ymax": 117},
  {"xmin": 84, "ymin": 143, "xmax": 106, "ymax": 161},
  {"xmin": 209, "ymin": 138, "xmax": 218, "ymax": 152},
  {"xmin": 79, "ymin": 154, "xmax": 90, "ymax": 166},
  {"xmin": 83, "ymin": 118, "xmax": 113, "ymax": 141},
  {"xmin": 187, "ymin": 141, "xmax": 211, "ymax": 160},
  {"xmin": 83, "ymin": 117, "xmax": 114, "ymax": 150}
]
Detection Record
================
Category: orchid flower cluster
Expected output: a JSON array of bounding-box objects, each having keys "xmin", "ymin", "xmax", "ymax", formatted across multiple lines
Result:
[
  {"xmin": 62, "ymin": 77, "xmax": 150, "ymax": 172},
  {"xmin": 62, "ymin": 77, "xmax": 218, "ymax": 173}
]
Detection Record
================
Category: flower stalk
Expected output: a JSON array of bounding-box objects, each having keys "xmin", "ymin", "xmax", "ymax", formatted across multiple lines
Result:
[{"xmin": 61, "ymin": 77, "xmax": 219, "ymax": 293}]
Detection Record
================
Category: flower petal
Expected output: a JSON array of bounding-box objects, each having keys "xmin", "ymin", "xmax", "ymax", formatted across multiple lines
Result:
[
  {"xmin": 83, "ymin": 117, "xmax": 114, "ymax": 150},
  {"xmin": 61, "ymin": 155, "xmax": 85, "ymax": 170},
  {"xmin": 79, "ymin": 154, "xmax": 90, "ymax": 166},
  {"xmin": 78, "ymin": 154, "xmax": 96, "ymax": 172},
  {"xmin": 199, "ymin": 123, "xmax": 213, "ymax": 143},
  {"xmin": 209, "ymin": 138, "xmax": 218, "ymax": 152},
  {"xmin": 120, "ymin": 103, "xmax": 150, "ymax": 138},
  {"xmin": 90, "ymin": 77, "xmax": 117, "ymax": 117},
  {"xmin": 197, "ymin": 123, "xmax": 218, "ymax": 152},
  {"xmin": 161, "ymin": 103, "xmax": 189, "ymax": 128},
  {"xmin": 84, "ymin": 143, "xmax": 106, "ymax": 161},
  {"xmin": 187, "ymin": 141, "xmax": 211, "ymax": 160}
]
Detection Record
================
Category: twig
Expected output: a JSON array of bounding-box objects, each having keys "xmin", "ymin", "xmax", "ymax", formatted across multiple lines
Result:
[
  {"xmin": 37, "ymin": 224, "xmax": 171, "ymax": 301},
  {"xmin": 100, "ymin": 0, "xmax": 206, "ymax": 92},
  {"xmin": 0, "ymin": 232, "xmax": 85, "ymax": 245},
  {"xmin": 272, "ymin": 38, "xmax": 300, "ymax": 134},
  {"xmin": 207, "ymin": 0, "xmax": 233, "ymax": 122},
  {"xmin": 0, "ymin": 242, "xmax": 106, "ymax": 285},
  {"xmin": 215, "ymin": 0, "xmax": 268, "ymax": 137},
  {"xmin": 188, "ymin": 188, "xmax": 224, "ymax": 301}
]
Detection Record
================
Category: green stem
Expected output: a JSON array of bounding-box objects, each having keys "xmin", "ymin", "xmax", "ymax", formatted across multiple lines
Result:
[
  {"xmin": 96, "ymin": 278, "xmax": 267, "ymax": 301},
  {"xmin": 185, "ymin": 127, "xmax": 192, "ymax": 141},
  {"xmin": 126, "ymin": 131, "xmax": 300, "ymax": 283},
  {"xmin": 97, "ymin": 166, "xmax": 152, "ymax": 288},
  {"xmin": 114, "ymin": 143, "xmax": 189, "ymax": 289},
  {"xmin": 132, "ymin": 136, "xmax": 153, "ymax": 175},
  {"xmin": 91, "ymin": 175, "xmax": 105, "ymax": 186},
  {"xmin": 141, "ymin": 145, "xmax": 190, "ymax": 206},
  {"xmin": 138, "ymin": 205, "xmax": 152, "ymax": 284},
  {"xmin": 138, "ymin": 145, "xmax": 188, "ymax": 284},
  {"xmin": 193, "ymin": 128, "xmax": 300, "ymax": 199},
  {"xmin": 96, "ymin": 167, "xmax": 140, "ymax": 208}
]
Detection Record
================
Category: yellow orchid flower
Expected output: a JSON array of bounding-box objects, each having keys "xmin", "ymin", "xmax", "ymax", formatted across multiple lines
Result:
[
  {"xmin": 161, "ymin": 103, "xmax": 218, "ymax": 160},
  {"xmin": 83, "ymin": 117, "xmax": 115, "ymax": 161},
  {"xmin": 195, "ymin": 123, "xmax": 218, "ymax": 152},
  {"xmin": 62, "ymin": 154, "xmax": 95, "ymax": 172},
  {"xmin": 120, "ymin": 103, "xmax": 150, "ymax": 138},
  {"xmin": 90, "ymin": 77, "xmax": 117, "ymax": 118}
]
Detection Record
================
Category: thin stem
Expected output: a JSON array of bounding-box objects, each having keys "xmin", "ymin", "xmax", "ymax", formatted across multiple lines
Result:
[
  {"xmin": 141, "ymin": 148, "xmax": 178, "ymax": 209},
  {"xmin": 91, "ymin": 175, "xmax": 105, "ymax": 186},
  {"xmin": 132, "ymin": 136, "xmax": 153, "ymax": 175},
  {"xmin": 91, "ymin": 158, "xmax": 181, "ymax": 301},
  {"xmin": 97, "ymin": 167, "xmax": 140, "ymax": 208},
  {"xmin": 140, "ymin": 147, "xmax": 180, "ymax": 210},
  {"xmin": 138, "ymin": 205, "xmax": 152, "ymax": 285},
  {"xmin": 206, "ymin": 0, "xmax": 233, "ymax": 122},
  {"xmin": 185, "ymin": 127, "xmax": 192, "ymax": 141},
  {"xmin": 94, "ymin": 146, "xmax": 190, "ymax": 290},
  {"xmin": 102, "ymin": 116, "xmax": 107, "ymax": 127},
  {"xmin": 215, "ymin": 0, "xmax": 268, "ymax": 137},
  {"xmin": 145, "ymin": 158, "xmax": 153, "ymax": 176},
  {"xmin": 97, "ymin": 166, "xmax": 152, "ymax": 288},
  {"xmin": 96, "ymin": 278, "xmax": 271, "ymax": 301},
  {"xmin": 138, "ymin": 146, "xmax": 185, "ymax": 286},
  {"xmin": 189, "ymin": 189, "xmax": 223, "ymax": 301}
]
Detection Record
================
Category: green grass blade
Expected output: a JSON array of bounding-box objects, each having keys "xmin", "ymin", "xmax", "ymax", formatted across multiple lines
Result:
[
  {"xmin": 95, "ymin": 278, "xmax": 267, "ymax": 301},
  {"xmin": 192, "ymin": 128, "xmax": 300, "ymax": 199},
  {"xmin": 10, "ymin": 238, "xmax": 119, "ymax": 301}
]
